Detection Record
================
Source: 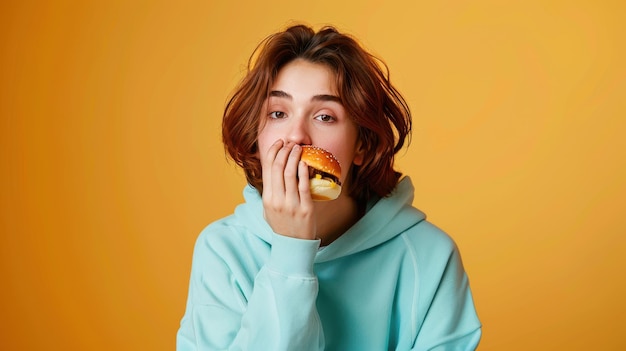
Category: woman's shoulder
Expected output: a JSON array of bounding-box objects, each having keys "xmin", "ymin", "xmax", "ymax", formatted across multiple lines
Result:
[
  {"xmin": 190, "ymin": 215, "xmax": 270, "ymax": 275},
  {"xmin": 401, "ymin": 219, "xmax": 459, "ymax": 258},
  {"xmin": 193, "ymin": 215, "xmax": 266, "ymax": 256}
]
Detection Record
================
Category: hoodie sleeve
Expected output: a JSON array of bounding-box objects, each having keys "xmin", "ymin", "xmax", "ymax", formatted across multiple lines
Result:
[
  {"xmin": 410, "ymin": 227, "xmax": 482, "ymax": 351},
  {"xmin": 177, "ymin": 228, "xmax": 325, "ymax": 351}
]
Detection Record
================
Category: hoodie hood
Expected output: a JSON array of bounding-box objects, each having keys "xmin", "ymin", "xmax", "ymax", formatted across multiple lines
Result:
[{"xmin": 233, "ymin": 176, "xmax": 426, "ymax": 262}]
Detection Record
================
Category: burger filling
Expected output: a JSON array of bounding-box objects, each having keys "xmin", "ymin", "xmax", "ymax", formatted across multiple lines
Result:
[{"xmin": 309, "ymin": 168, "xmax": 341, "ymax": 187}]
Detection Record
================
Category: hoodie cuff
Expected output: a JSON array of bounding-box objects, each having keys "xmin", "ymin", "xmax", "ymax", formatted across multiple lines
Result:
[{"xmin": 268, "ymin": 233, "xmax": 320, "ymax": 277}]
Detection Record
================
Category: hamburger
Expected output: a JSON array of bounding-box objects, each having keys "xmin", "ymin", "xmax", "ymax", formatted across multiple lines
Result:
[{"xmin": 300, "ymin": 145, "xmax": 342, "ymax": 201}]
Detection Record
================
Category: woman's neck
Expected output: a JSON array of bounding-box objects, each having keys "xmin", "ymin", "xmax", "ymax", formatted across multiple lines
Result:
[{"xmin": 314, "ymin": 194, "xmax": 362, "ymax": 246}]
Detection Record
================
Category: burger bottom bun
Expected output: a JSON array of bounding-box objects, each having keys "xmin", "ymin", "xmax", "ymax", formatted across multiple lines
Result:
[{"xmin": 309, "ymin": 177, "xmax": 341, "ymax": 201}]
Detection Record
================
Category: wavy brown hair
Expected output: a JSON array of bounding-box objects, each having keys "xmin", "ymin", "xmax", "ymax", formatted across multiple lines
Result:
[{"xmin": 222, "ymin": 24, "xmax": 411, "ymax": 203}]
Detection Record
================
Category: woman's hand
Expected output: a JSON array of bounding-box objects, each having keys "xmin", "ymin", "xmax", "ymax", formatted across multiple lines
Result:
[{"xmin": 261, "ymin": 140, "xmax": 316, "ymax": 240}]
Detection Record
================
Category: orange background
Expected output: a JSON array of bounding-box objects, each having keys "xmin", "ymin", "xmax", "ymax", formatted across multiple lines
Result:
[{"xmin": 1, "ymin": 1, "xmax": 624, "ymax": 350}]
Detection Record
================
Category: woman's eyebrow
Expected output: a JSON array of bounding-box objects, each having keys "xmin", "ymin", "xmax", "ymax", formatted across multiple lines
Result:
[
  {"xmin": 269, "ymin": 90, "xmax": 341, "ymax": 103},
  {"xmin": 269, "ymin": 90, "xmax": 291, "ymax": 99},
  {"xmin": 311, "ymin": 94, "xmax": 341, "ymax": 103}
]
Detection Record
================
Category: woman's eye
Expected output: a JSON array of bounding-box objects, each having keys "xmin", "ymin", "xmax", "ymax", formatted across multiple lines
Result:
[
  {"xmin": 269, "ymin": 111, "xmax": 286, "ymax": 119},
  {"xmin": 315, "ymin": 114, "xmax": 335, "ymax": 122}
]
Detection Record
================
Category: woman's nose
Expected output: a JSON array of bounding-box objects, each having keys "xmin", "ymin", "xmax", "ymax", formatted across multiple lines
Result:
[{"xmin": 285, "ymin": 117, "xmax": 311, "ymax": 145}]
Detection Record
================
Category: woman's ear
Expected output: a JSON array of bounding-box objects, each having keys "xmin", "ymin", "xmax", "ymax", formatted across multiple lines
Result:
[{"xmin": 353, "ymin": 141, "xmax": 365, "ymax": 166}]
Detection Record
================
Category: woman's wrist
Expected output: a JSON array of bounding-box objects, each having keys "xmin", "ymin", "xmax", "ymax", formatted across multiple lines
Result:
[{"xmin": 267, "ymin": 233, "xmax": 320, "ymax": 276}]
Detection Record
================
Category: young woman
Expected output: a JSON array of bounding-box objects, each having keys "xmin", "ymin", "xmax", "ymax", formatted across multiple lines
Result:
[{"xmin": 177, "ymin": 24, "xmax": 481, "ymax": 350}]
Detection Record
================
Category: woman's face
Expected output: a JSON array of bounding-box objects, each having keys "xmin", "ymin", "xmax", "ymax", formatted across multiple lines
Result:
[{"xmin": 257, "ymin": 59, "xmax": 363, "ymax": 187}]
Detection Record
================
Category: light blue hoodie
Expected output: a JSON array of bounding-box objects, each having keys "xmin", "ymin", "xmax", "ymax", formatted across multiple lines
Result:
[{"xmin": 177, "ymin": 177, "xmax": 481, "ymax": 350}]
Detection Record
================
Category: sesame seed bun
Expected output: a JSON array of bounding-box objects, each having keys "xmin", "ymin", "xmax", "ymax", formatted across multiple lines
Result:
[{"xmin": 300, "ymin": 145, "xmax": 342, "ymax": 201}]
